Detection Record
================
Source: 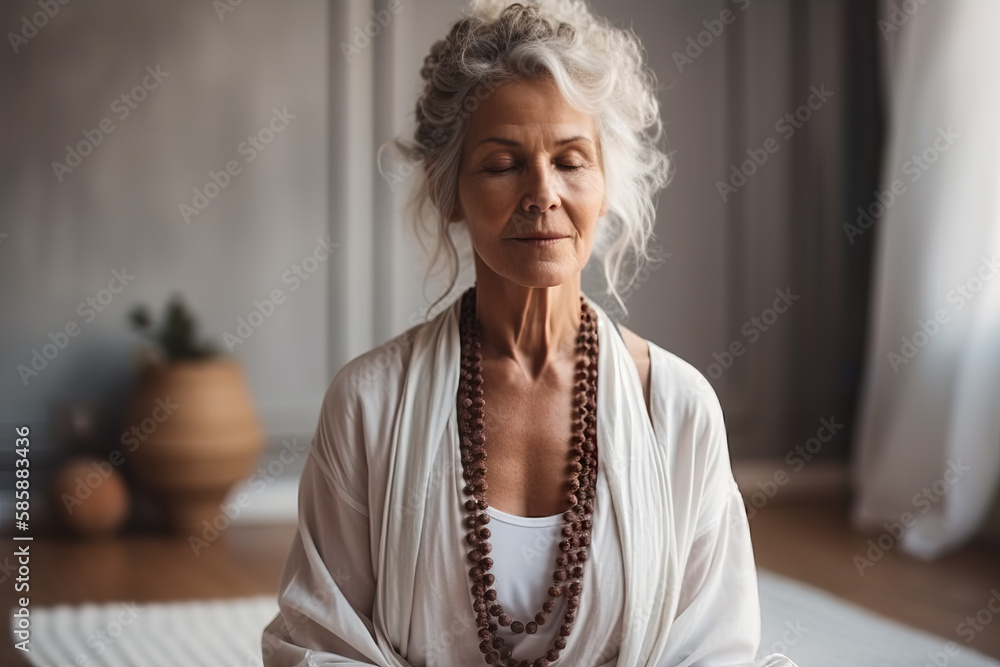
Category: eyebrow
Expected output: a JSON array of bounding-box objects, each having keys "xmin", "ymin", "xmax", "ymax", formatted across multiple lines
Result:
[{"xmin": 474, "ymin": 135, "xmax": 594, "ymax": 149}]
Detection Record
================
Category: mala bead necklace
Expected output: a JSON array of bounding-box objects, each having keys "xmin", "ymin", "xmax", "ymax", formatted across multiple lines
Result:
[{"xmin": 457, "ymin": 285, "xmax": 599, "ymax": 667}]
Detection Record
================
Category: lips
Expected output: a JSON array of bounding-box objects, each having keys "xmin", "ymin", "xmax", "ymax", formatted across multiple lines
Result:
[
  {"xmin": 510, "ymin": 236, "xmax": 566, "ymax": 247},
  {"xmin": 511, "ymin": 234, "xmax": 567, "ymax": 240}
]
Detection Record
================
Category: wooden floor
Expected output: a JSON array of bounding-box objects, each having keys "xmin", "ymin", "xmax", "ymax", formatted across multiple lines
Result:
[
  {"xmin": 1, "ymin": 524, "xmax": 298, "ymax": 667},
  {"xmin": 3, "ymin": 500, "xmax": 998, "ymax": 664}
]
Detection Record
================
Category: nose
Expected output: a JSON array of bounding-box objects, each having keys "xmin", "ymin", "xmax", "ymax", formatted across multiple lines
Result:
[{"xmin": 521, "ymin": 161, "xmax": 560, "ymax": 216}]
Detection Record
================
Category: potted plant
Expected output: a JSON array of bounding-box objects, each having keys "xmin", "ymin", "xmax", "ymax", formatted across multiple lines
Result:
[{"xmin": 124, "ymin": 293, "xmax": 264, "ymax": 536}]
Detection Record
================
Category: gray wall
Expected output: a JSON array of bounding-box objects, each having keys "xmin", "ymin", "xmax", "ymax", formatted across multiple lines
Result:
[
  {"xmin": 1, "ymin": 0, "xmax": 856, "ymax": 470},
  {"xmin": 1, "ymin": 0, "xmax": 329, "ymax": 454}
]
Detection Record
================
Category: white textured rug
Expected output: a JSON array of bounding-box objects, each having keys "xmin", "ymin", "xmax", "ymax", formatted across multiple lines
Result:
[
  {"xmin": 756, "ymin": 570, "xmax": 1000, "ymax": 666},
  {"xmin": 11, "ymin": 570, "xmax": 1000, "ymax": 666}
]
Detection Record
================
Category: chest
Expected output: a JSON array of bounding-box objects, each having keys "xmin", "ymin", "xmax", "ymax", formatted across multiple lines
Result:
[
  {"xmin": 475, "ymin": 363, "xmax": 582, "ymax": 517},
  {"xmin": 406, "ymin": 441, "xmax": 627, "ymax": 666}
]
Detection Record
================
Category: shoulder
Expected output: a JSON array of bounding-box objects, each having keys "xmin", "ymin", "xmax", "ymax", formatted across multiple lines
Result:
[
  {"xmin": 643, "ymin": 340, "xmax": 738, "ymax": 533},
  {"xmin": 336, "ymin": 325, "xmax": 420, "ymax": 395},
  {"xmin": 306, "ymin": 304, "xmax": 456, "ymax": 515},
  {"xmin": 309, "ymin": 321, "xmax": 428, "ymax": 487},
  {"xmin": 327, "ymin": 295, "xmax": 464, "ymax": 407},
  {"xmin": 321, "ymin": 321, "xmax": 424, "ymax": 420},
  {"xmin": 317, "ymin": 296, "xmax": 463, "ymax": 436},
  {"xmin": 642, "ymin": 338, "xmax": 731, "ymax": 479},
  {"xmin": 648, "ymin": 340, "xmax": 723, "ymax": 420},
  {"xmin": 615, "ymin": 325, "xmax": 723, "ymax": 425}
]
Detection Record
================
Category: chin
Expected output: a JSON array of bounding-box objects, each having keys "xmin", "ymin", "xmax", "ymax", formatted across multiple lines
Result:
[
  {"xmin": 476, "ymin": 246, "xmax": 585, "ymax": 288},
  {"xmin": 503, "ymin": 265, "xmax": 579, "ymax": 289}
]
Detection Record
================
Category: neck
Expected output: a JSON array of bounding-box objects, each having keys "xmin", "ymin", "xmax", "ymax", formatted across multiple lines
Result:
[{"xmin": 472, "ymin": 255, "xmax": 583, "ymax": 380}]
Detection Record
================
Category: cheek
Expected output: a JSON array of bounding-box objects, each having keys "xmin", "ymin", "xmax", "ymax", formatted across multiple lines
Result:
[
  {"xmin": 462, "ymin": 178, "xmax": 515, "ymax": 216},
  {"xmin": 565, "ymin": 173, "xmax": 606, "ymax": 213},
  {"xmin": 459, "ymin": 176, "xmax": 498, "ymax": 202}
]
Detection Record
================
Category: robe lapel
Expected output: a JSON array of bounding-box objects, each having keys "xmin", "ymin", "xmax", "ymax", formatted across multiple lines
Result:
[
  {"xmin": 585, "ymin": 297, "xmax": 677, "ymax": 666},
  {"xmin": 375, "ymin": 297, "xmax": 464, "ymax": 664}
]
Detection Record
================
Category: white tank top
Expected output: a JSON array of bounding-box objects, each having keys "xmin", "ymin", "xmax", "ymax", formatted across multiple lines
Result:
[
  {"xmin": 405, "ymin": 471, "xmax": 626, "ymax": 665},
  {"xmin": 480, "ymin": 505, "xmax": 567, "ymax": 658}
]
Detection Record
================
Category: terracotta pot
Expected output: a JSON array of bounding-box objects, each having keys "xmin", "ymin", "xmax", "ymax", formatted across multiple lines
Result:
[{"xmin": 124, "ymin": 358, "xmax": 264, "ymax": 535}]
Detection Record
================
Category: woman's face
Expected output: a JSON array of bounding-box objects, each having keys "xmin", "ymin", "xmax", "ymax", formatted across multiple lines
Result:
[{"xmin": 452, "ymin": 76, "xmax": 608, "ymax": 288}]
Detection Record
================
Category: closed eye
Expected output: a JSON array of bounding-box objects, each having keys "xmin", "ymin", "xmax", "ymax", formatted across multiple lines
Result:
[{"xmin": 485, "ymin": 163, "xmax": 583, "ymax": 175}]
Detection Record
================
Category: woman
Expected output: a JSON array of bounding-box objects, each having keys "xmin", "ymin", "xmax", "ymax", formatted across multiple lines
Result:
[{"xmin": 262, "ymin": 1, "xmax": 798, "ymax": 665}]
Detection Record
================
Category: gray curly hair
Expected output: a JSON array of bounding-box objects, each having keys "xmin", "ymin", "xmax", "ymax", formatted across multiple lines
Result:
[{"xmin": 380, "ymin": 0, "xmax": 671, "ymax": 317}]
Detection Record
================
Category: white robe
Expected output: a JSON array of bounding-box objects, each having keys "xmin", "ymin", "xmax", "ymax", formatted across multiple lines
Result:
[{"xmin": 261, "ymin": 292, "xmax": 798, "ymax": 667}]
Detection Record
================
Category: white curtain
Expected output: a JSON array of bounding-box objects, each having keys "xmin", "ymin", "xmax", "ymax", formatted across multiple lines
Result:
[{"xmin": 851, "ymin": 0, "xmax": 1000, "ymax": 559}]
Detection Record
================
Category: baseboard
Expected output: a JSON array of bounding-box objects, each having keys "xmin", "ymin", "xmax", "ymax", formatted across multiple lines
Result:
[
  {"xmin": 733, "ymin": 458, "xmax": 849, "ymax": 501},
  {"xmin": 224, "ymin": 474, "xmax": 300, "ymax": 524},
  {"xmin": 223, "ymin": 434, "xmax": 309, "ymax": 525}
]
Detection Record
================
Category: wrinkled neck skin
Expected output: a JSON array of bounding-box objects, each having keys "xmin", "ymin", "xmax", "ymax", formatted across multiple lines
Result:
[{"xmin": 472, "ymin": 250, "xmax": 584, "ymax": 381}]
